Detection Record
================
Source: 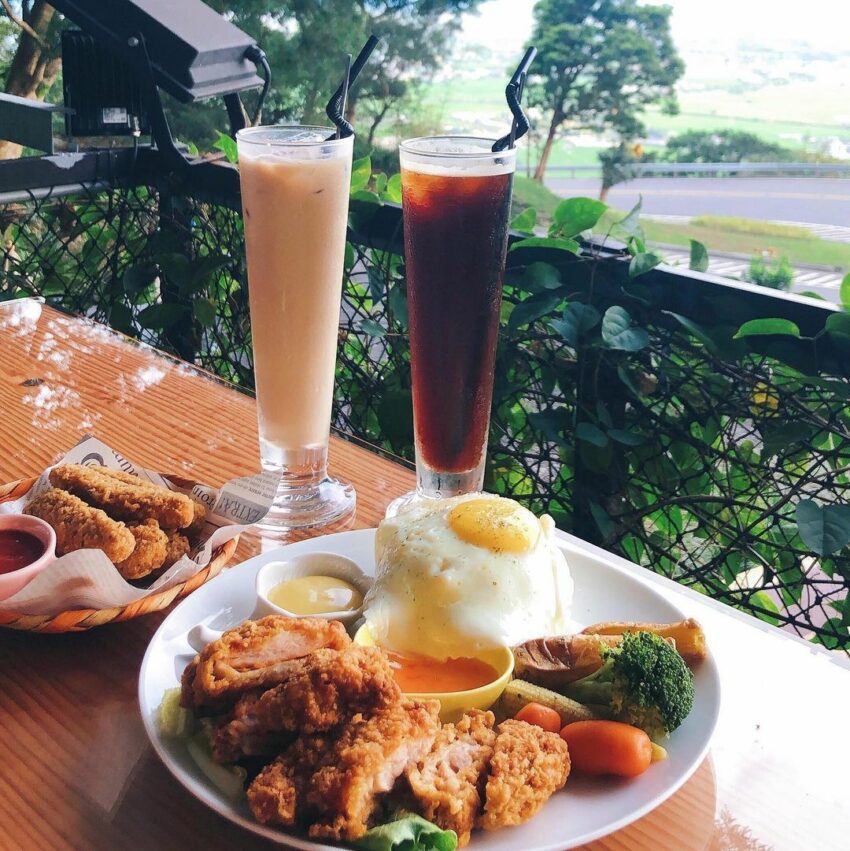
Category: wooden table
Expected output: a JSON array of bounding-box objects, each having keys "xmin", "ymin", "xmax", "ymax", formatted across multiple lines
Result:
[{"xmin": 1, "ymin": 299, "xmax": 848, "ymax": 850}]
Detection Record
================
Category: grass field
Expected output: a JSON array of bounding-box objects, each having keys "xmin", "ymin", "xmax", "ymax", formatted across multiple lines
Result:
[
  {"xmin": 424, "ymin": 74, "xmax": 850, "ymax": 168},
  {"xmin": 688, "ymin": 216, "xmax": 812, "ymax": 240},
  {"xmin": 670, "ymin": 79, "xmax": 850, "ymax": 131},
  {"xmin": 642, "ymin": 107, "xmax": 849, "ymax": 147},
  {"xmin": 512, "ymin": 176, "xmax": 561, "ymax": 219},
  {"xmin": 640, "ymin": 221, "xmax": 850, "ymax": 270},
  {"xmin": 512, "ymin": 178, "xmax": 850, "ymax": 271}
]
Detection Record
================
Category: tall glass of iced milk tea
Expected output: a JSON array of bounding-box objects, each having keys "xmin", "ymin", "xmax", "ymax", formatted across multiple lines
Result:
[{"xmin": 236, "ymin": 126, "xmax": 355, "ymax": 530}]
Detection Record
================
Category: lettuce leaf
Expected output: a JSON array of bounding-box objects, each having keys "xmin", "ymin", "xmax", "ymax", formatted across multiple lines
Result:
[
  {"xmin": 186, "ymin": 732, "xmax": 247, "ymax": 802},
  {"xmin": 353, "ymin": 814, "xmax": 458, "ymax": 851},
  {"xmin": 155, "ymin": 687, "xmax": 192, "ymax": 738}
]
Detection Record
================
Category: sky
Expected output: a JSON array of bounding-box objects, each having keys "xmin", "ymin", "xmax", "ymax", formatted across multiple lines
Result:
[{"xmin": 457, "ymin": 0, "xmax": 850, "ymax": 55}]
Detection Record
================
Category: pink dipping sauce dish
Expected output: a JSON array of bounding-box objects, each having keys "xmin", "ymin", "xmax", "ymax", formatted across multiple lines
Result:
[{"xmin": 0, "ymin": 514, "xmax": 57, "ymax": 601}]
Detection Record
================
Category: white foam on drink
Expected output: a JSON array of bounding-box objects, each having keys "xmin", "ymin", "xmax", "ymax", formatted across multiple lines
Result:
[
  {"xmin": 400, "ymin": 158, "xmax": 515, "ymax": 177},
  {"xmin": 236, "ymin": 127, "xmax": 350, "ymax": 162},
  {"xmin": 242, "ymin": 148, "xmax": 346, "ymax": 164},
  {"xmin": 399, "ymin": 137, "xmax": 516, "ymax": 177},
  {"xmin": 282, "ymin": 129, "xmax": 327, "ymax": 144}
]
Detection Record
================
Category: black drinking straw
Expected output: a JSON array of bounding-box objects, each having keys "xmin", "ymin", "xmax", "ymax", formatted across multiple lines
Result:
[
  {"xmin": 492, "ymin": 46, "xmax": 537, "ymax": 152},
  {"xmin": 335, "ymin": 54, "xmax": 352, "ymax": 140},
  {"xmin": 325, "ymin": 35, "xmax": 381, "ymax": 140}
]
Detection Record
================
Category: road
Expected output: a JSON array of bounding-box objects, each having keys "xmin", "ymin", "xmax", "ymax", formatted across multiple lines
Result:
[{"xmin": 543, "ymin": 176, "xmax": 850, "ymax": 225}]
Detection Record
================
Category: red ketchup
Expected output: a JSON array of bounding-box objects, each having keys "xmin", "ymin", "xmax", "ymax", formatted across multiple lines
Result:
[{"xmin": 0, "ymin": 530, "xmax": 46, "ymax": 574}]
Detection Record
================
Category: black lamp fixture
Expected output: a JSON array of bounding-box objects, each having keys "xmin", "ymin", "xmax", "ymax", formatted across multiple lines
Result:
[
  {"xmin": 52, "ymin": 0, "xmax": 264, "ymax": 102},
  {"xmin": 50, "ymin": 0, "xmax": 271, "ymax": 173}
]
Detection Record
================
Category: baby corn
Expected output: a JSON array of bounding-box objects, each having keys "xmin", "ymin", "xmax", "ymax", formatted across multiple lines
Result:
[{"xmin": 499, "ymin": 679, "xmax": 598, "ymax": 726}]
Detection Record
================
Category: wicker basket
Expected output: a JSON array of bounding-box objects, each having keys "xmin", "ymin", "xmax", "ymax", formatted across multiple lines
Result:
[{"xmin": 0, "ymin": 476, "xmax": 239, "ymax": 633}]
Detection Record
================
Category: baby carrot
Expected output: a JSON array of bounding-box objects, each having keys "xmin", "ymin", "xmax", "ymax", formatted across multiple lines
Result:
[
  {"xmin": 560, "ymin": 720, "xmax": 653, "ymax": 778},
  {"xmin": 515, "ymin": 702, "xmax": 563, "ymax": 734}
]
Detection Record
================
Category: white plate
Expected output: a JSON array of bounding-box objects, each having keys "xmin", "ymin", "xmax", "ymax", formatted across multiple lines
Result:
[{"xmin": 139, "ymin": 529, "xmax": 721, "ymax": 850}]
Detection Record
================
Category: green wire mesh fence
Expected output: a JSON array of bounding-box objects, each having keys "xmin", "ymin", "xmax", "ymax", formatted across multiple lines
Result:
[{"xmin": 3, "ymin": 180, "xmax": 849, "ymax": 652}]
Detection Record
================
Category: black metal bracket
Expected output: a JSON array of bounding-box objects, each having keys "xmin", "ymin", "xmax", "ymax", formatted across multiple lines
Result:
[
  {"xmin": 124, "ymin": 32, "xmax": 190, "ymax": 174},
  {"xmin": 0, "ymin": 94, "xmax": 73, "ymax": 154},
  {"xmin": 224, "ymin": 93, "xmax": 247, "ymax": 136},
  {"xmin": 123, "ymin": 32, "xmax": 247, "ymax": 178}
]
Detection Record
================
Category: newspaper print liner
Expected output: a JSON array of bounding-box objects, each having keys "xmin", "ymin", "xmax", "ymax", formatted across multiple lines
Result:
[{"xmin": 0, "ymin": 436, "xmax": 280, "ymax": 630}]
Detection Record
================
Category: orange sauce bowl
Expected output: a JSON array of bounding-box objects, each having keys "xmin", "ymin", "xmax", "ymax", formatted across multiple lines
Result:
[{"xmin": 354, "ymin": 624, "xmax": 514, "ymax": 723}]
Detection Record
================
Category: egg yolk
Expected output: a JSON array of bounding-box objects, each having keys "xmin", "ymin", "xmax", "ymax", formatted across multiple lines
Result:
[
  {"xmin": 447, "ymin": 498, "xmax": 539, "ymax": 553},
  {"xmin": 386, "ymin": 650, "xmax": 498, "ymax": 693}
]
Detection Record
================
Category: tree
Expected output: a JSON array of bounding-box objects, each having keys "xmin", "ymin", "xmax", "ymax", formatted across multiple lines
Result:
[
  {"xmin": 664, "ymin": 130, "xmax": 794, "ymax": 163},
  {"xmin": 169, "ymin": 0, "xmax": 479, "ymax": 150},
  {"xmin": 0, "ymin": 16, "xmax": 19, "ymax": 80},
  {"xmin": 0, "ymin": 1, "xmax": 479, "ymax": 156},
  {"xmin": 597, "ymin": 142, "xmax": 656, "ymax": 202},
  {"xmin": 0, "ymin": 1, "xmax": 64, "ymax": 159},
  {"xmin": 344, "ymin": 8, "xmax": 467, "ymax": 148},
  {"xmin": 525, "ymin": 0, "xmax": 684, "ymax": 182}
]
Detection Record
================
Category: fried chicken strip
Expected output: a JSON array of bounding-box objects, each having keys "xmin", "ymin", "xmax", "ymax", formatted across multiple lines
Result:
[
  {"xmin": 181, "ymin": 616, "xmax": 352, "ymax": 712},
  {"xmin": 405, "ymin": 709, "xmax": 496, "ymax": 847},
  {"xmin": 89, "ymin": 465, "xmax": 161, "ymax": 488},
  {"xmin": 185, "ymin": 498, "xmax": 208, "ymax": 539},
  {"xmin": 212, "ymin": 647, "xmax": 401, "ymax": 762},
  {"xmin": 114, "ymin": 519, "xmax": 167, "ymax": 579},
  {"xmin": 94, "ymin": 466, "xmax": 207, "ymax": 539},
  {"xmin": 478, "ymin": 719, "xmax": 570, "ymax": 831},
  {"xmin": 25, "ymin": 487, "xmax": 135, "ymax": 562},
  {"xmin": 163, "ymin": 530, "xmax": 190, "ymax": 568},
  {"xmin": 49, "ymin": 463, "xmax": 193, "ymax": 529}
]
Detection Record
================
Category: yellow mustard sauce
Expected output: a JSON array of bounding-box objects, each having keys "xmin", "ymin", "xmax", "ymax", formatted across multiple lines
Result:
[{"xmin": 268, "ymin": 575, "xmax": 363, "ymax": 615}]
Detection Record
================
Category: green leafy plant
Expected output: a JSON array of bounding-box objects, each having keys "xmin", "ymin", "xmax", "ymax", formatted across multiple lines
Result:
[
  {"xmin": 5, "ymin": 170, "xmax": 850, "ymax": 654},
  {"xmin": 745, "ymin": 254, "xmax": 794, "ymax": 290},
  {"xmin": 213, "ymin": 131, "xmax": 239, "ymax": 164}
]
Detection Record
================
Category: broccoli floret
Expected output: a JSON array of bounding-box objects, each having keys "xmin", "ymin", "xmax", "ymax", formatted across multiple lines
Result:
[{"xmin": 562, "ymin": 631, "xmax": 694, "ymax": 740}]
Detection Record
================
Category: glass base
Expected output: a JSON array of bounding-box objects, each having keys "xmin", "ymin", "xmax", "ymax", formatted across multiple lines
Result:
[
  {"xmin": 417, "ymin": 464, "xmax": 484, "ymax": 496},
  {"xmin": 258, "ymin": 475, "xmax": 356, "ymax": 532},
  {"xmin": 385, "ymin": 459, "xmax": 486, "ymax": 518},
  {"xmin": 385, "ymin": 486, "xmax": 490, "ymax": 518},
  {"xmin": 384, "ymin": 489, "xmax": 426, "ymax": 518}
]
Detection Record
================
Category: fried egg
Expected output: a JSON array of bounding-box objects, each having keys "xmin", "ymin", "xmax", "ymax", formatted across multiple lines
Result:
[{"xmin": 363, "ymin": 494, "xmax": 574, "ymax": 660}]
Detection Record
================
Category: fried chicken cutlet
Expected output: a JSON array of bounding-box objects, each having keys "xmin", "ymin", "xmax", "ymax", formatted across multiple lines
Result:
[
  {"xmin": 405, "ymin": 709, "xmax": 497, "ymax": 847},
  {"xmin": 25, "ymin": 487, "xmax": 135, "ymax": 562},
  {"xmin": 477, "ymin": 718, "xmax": 570, "ymax": 831},
  {"xmin": 49, "ymin": 463, "xmax": 194, "ymax": 529},
  {"xmin": 246, "ymin": 730, "xmax": 332, "ymax": 828},
  {"xmin": 306, "ymin": 700, "xmax": 441, "ymax": 841},
  {"xmin": 210, "ymin": 691, "xmax": 295, "ymax": 763},
  {"xmin": 181, "ymin": 616, "xmax": 351, "ymax": 712},
  {"xmin": 213, "ymin": 646, "xmax": 400, "ymax": 762},
  {"xmin": 248, "ymin": 700, "xmax": 441, "ymax": 842}
]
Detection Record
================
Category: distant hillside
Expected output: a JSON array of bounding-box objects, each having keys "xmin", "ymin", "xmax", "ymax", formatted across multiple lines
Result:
[{"xmin": 426, "ymin": 30, "xmax": 850, "ymax": 167}]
